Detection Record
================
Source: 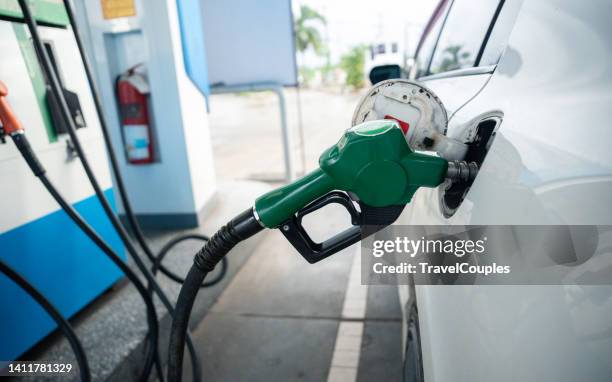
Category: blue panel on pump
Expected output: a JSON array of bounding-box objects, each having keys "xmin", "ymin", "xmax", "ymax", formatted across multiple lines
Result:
[
  {"xmin": 176, "ymin": 0, "xmax": 211, "ymax": 100},
  {"xmin": 0, "ymin": 189, "xmax": 125, "ymax": 361}
]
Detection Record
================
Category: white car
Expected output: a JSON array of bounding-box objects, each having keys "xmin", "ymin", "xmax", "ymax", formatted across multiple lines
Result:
[
  {"xmin": 366, "ymin": 41, "xmax": 405, "ymax": 84},
  {"xmin": 399, "ymin": 0, "xmax": 612, "ymax": 381}
]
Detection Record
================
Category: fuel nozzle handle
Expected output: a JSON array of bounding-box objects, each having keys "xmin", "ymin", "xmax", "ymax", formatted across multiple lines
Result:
[
  {"xmin": 0, "ymin": 81, "xmax": 23, "ymax": 136},
  {"xmin": 254, "ymin": 120, "xmax": 449, "ymax": 263},
  {"xmin": 255, "ymin": 120, "xmax": 448, "ymax": 227},
  {"xmin": 0, "ymin": 80, "xmax": 46, "ymax": 176}
]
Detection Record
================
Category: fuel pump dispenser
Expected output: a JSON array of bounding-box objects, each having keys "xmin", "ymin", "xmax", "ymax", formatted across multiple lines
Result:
[
  {"xmin": 0, "ymin": 0, "xmax": 135, "ymax": 369},
  {"xmin": 167, "ymin": 80, "xmax": 478, "ymax": 380},
  {"xmin": 2, "ymin": 0, "xmax": 214, "ymax": 380}
]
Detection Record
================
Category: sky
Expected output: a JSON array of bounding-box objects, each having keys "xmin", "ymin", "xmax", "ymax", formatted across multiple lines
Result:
[{"xmin": 294, "ymin": 0, "xmax": 439, "ymax": 67}]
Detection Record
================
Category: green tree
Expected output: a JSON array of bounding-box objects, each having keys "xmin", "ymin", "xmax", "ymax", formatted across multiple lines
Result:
[
  {"xmin": 294, "ymin": 5, "xmax": 326, "ymax": 56},
  {"xmin": 340, "ymin": 45, "xmax": 367, "ymax": 89}
]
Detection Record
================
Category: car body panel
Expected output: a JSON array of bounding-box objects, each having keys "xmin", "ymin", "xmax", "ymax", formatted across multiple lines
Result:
[
  {"xmin": 398, "ymin": 0, "xmax": 612, "ymax": 381},
  {"xmin": 418, "ymin": 73, "xmax": 492, "ymax": 122}
]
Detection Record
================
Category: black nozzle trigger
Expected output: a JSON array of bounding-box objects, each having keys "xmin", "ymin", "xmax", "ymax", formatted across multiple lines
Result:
[
  {"xmin": 279, "ymin": 191, "xmax": 405, "ymax": 264},
  {"xmin": 0, "ymin": 124, "xmax": 6, "ymax": 144}
]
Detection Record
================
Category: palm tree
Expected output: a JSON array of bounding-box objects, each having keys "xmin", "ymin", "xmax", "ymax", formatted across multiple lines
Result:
[{"xmin": 294, "ymin": 5, "xmax": 326, "ymax": 56}]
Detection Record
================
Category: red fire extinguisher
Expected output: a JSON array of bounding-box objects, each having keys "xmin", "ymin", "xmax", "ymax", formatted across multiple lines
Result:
[{"xmin": 116, "ymin": 64, "xmax": 154, "ymax": 164}]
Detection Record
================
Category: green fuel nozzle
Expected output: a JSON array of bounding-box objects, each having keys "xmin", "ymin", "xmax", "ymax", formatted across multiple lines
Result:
[
  {"xmin": 255, "ymin": 120, "xmax": 448, "ymax": 227},
  {"xmin": 254, "ymin": 120, "xmax": 470, "ymax": 263},
  {"xmin": 169, "ymin": 119, "xmax": 479, "ymax": 379}
]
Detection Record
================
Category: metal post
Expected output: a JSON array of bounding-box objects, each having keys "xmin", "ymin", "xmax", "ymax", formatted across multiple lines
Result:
[
  {"xmin": 270, "ymin": 85, "xmax": 294, "ymax": 181},
  {"xmin": 210, "ymin": 82, "xmax": 294, "ymax": 182}
]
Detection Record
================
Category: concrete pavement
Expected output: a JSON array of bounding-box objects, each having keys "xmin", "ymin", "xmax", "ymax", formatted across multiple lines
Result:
[
  {"xmin": 208, "ymin": 88, "xmax": 365, "ymax": 181},
  {"xmin": 180, "ymin": 88, "xmax": 404, "ymax": 382}
]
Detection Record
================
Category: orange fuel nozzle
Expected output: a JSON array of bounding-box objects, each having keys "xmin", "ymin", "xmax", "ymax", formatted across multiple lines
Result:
[{"xmin": 0, "ymin": 80, "xmax": 23, "ymax": 135}]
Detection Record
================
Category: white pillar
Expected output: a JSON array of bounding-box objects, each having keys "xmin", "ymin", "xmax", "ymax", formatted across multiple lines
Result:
[{"xmin": 74, "ymin": 0, "xmax": 217, "ymax": 228}]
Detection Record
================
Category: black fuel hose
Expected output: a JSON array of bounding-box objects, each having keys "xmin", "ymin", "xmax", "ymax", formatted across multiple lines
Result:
[
  {"xmin": 11, "ymin": 130, "xmax": 160, "ymax": 381},
  {"xmin": 39, "ymin": 171, "xmax": 159, "ymax": 382},
  {"xmin": 0, "ymin": 260, "xmax": 91, "ymax": 382},
  {"xmin": 167, "ymin": 208, "xmax": 263, "ymax": 381},
  {"xmin": 152, "ymin": 234, "xmax": 227, "ymax": 287},
  {"xmin": 17, "ymin": 1, "xmax": 162, "ymax": 380}
]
